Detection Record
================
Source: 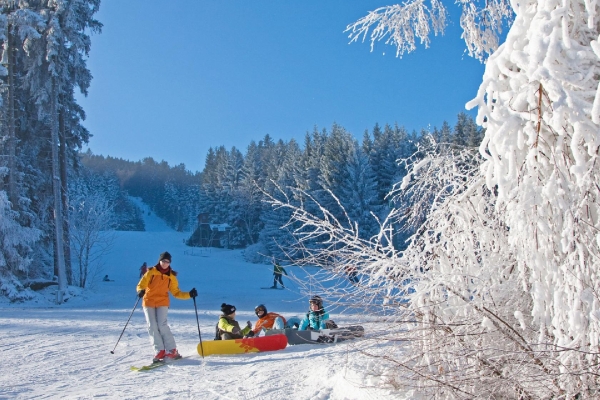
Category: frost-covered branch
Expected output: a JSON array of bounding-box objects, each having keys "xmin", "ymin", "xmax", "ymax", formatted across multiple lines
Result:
[{"xmin": 346, "ymin": 0, "xmax": 513, "ymax": 61}]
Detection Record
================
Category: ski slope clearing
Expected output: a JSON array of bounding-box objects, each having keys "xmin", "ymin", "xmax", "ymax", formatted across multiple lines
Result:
[{"xmin": 1, "ymin": 201, "xmax": 401, "ymax": 399}]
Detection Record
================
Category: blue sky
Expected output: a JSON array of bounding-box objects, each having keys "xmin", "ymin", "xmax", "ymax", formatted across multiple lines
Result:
[{"xmin": 77, "ymin": 1, "xmax": 485, "ymax": 173}]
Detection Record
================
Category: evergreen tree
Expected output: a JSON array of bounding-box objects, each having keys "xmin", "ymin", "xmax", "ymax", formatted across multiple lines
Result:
[{"xmin": 339, "ymin": 144, "xmax": 380, "ymax": 240}]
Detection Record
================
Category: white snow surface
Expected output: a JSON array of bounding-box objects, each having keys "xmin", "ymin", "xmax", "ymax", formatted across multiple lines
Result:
[{"xmin": 1, "ymin": 200, "xmax": 399, "ymax": 399}]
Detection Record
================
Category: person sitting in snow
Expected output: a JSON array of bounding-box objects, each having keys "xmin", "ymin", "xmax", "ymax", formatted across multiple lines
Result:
[
  {"xmin": 298, "ymin": 295, "xmax": 336, "ymax": 331},
  {"xmin": 252, "ymin": 304, "xmax": 301, "ymax": 334},
  {"xmin": 217, "ymin": 303, "xmax": 253, "ymax": 340},
  {"xmin": 252, "ymin": 304, "xmax": 286, "ymax": 335},
  {"xmin": 136, "ymin": 251, "xmax": 198, "ymax": 362}
]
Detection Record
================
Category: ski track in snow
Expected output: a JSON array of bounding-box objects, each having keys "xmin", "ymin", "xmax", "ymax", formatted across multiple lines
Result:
[{"xmin": 0, "ymin": 198, "xmax": 401, "ymax": 399}]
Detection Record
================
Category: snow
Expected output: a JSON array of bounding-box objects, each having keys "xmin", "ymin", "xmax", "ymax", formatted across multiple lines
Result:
[{"xmin": 0, "ymin": 200, "xmax": 400, "ymax": 399}]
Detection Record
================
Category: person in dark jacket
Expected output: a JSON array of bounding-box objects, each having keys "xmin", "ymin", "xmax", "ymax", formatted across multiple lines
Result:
[
  {"xmin": 271, "ymin": 261, "xmax": 288, "ymax": 289},
  {"xmin": 345, "ymin": 265, "xmax": 359, "ymax": 284},
  {"xmin": 136, "ymin": 251, "xmax": 197, "ymax": 362},
  {"xmin": 217, "ymin": 303, "xmax": 253, "ymax": 340}
]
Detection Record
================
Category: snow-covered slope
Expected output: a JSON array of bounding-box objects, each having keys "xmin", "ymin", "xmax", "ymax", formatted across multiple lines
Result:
[{"xmin": 0, "ymin": 199, "xmax": 400, "ymax": 399}]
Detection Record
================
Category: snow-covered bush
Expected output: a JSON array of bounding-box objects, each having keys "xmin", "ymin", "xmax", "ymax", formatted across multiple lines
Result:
[
  {"xmin": 271, "ymin": 130, "xmax": 598, "ymax": 397},
  {"xmin": 278, "ymin": 0, "xmax": 600, "ymax": 397},
  {"xmin": 0, "ymin": 272, "xmax": 35, "ymax": 302},
  {"xmin": 243, "ymin": 242, "xmax": 270, "ymax": 264},
  {"xmin": 69, "ymin": 193, "xmax": 116, "ymax": 288},
  {"xmin": 0, "ymin": 188, "xmax": 41, "ymax": 281}
]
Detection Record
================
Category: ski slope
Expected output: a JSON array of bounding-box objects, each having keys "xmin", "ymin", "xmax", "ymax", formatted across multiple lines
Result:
[{"xmin": 0, "ymin": 199, "xmax": 401, "ymax": 399}]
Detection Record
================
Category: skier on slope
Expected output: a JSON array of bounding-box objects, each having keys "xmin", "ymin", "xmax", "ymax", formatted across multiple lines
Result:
[
  {"xmin": 136, "ymin": 251, "xmax": 198, "ymax": 362},
  {"xmin": 271, "ymin": 260, "xmax": 288, "ymax": 289}
]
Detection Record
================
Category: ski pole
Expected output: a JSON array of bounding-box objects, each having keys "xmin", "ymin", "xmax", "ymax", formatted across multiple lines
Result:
[
  {"xmin": 193, "ymin": 296, "xmax": 204, "ymax": 358},
  {"xmin": 111, "ymin": 296, "xmax": 141, "ymax": 354}
]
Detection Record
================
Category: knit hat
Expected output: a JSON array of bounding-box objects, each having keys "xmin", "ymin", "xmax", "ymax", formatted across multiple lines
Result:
[
  {"xmin": 158, "ymin": 251, "xmax": 172, "ymax": 262},
  {"xmin": 221, "ymin": 303, "xmax": 236, "ymax": 315}
]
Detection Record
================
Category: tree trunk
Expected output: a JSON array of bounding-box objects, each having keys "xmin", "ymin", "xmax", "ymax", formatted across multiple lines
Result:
[
  {"xmin": 6, "ymin": 25, "xmax": 18, "ymax": 208},
  {"xmin": 59, "ymin": 106, "xmax": 72, "ymax": 284},
  {"xmin": 51, "ymin": 79, "xmax": 67, "ymax": 304}
]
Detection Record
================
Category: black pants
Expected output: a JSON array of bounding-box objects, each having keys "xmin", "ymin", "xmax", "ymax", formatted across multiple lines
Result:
[
  {"xmin": 222, "ymin": 332, "xmax": 243, "ymax": 340},
  {"xmin": 273, "ymin": 274, "xmax": 284, "ymax": 287}
]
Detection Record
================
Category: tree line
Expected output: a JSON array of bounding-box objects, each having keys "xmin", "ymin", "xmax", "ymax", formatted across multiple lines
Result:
[
  {"xmin": 80, "ymin": 115, "xmax": 482, "ymax": 262},
  {"xmin": 0, "ymin": 1, "xmax": 483, "ymax": 306}
]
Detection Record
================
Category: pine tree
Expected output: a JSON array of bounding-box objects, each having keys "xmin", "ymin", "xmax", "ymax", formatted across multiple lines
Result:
[{"xmin": 339, "ymin": 144, "xmax": 380, "ymax": 239}]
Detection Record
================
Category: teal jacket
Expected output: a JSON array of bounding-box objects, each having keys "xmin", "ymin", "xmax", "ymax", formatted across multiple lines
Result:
[{"xmin": 298, "ymin": 309, "xmax": 330, "ymax": 330}]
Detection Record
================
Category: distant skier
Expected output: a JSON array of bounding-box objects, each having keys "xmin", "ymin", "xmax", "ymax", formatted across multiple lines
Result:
[
  {"xmin": 103, "ymin": 275, "xmax": 113, "ymax": 282},
  {"xmin": 136, "ymin": 251, "xmax": 198, "ymax": 362},
  {"xmin": 271, "ymin": 260, "xmax": 287, "ymax": 289},
  {"xmin": 139, "ymin": 262, "xmax": 148, "ymax": 278},
  {"xmin": 345, "ymin": 265, "xmax": 359, "ymax": 284}
]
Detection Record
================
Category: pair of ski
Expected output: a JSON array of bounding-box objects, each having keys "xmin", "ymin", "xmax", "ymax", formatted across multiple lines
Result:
[{"xmin": 130, "ymin": 355, "xmax": 188, "ymax": 372}]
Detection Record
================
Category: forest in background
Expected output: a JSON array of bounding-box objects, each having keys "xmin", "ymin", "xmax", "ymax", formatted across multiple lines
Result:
[
  {"xmin": 0, "ymin": 0, "xmax": 482, "ymax": 299},
  {"xmin": 81, "ymin": 114, "xmax": 482, "ymax": 263}
]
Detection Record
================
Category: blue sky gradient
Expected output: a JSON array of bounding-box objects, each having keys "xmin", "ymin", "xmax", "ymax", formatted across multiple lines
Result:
[{"xmin": 77, "ymin": 1, "xmax": 486, "ymax": 172}]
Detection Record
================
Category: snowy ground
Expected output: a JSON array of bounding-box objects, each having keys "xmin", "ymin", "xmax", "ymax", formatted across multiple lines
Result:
[{"xmin": 1, "ymin": 200, "xmax": 401, "ymax": 399}]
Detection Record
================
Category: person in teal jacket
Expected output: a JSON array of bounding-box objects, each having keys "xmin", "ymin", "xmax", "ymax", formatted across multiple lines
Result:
[{"xmin": 298, "ymin": 295, "xmax": 332, "ymax": 331}]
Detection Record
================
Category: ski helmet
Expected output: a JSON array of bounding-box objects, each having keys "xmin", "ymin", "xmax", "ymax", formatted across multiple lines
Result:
[
  {"xmin": 309, "ymin": 295, "xmax": 323, "ymax": 308},
  {"xmin": 255, "ymin": 304, "xmax": 267, "ymax": 317}
]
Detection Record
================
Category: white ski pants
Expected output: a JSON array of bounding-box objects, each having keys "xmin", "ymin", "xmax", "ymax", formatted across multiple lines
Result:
[{"xmin": 143, "ymin": 306, "xmax": 176, "ymax": 353}]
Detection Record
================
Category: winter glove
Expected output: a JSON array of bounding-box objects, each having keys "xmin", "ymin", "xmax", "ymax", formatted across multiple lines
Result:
[
  {"xmin": 246, "ymin": 321, "xmax": 252, "ymax": 329},
  {"xmin": 244, "ymin": 331, "xmax": 255, "ymax": 338},
  {"xmin": 189, "ymin": 288, "xmax": 198, "ymax": 298},
  {"xmin": 137, "ymin": 289, "xmax": 145, "ymax": 298},
  {"xmin": 232, "ymin": 327, "xmax": 241, "ymax": 335}
]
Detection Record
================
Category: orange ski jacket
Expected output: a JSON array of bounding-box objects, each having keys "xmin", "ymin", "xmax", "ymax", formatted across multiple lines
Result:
[
  {"xmin": 136, "ymin": 266, "xmax": 190, "ymax": 307},
  {"xmin": 253, "ymin": 312, "xmax": 287, "ymax": 334}
]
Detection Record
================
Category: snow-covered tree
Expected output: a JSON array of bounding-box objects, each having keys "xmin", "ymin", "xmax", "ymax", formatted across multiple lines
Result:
[
  {"xmin": 0, "ymin": 0, "xmax": 100, "ymax": 302},
  {"xmin": 264, "ymin": 0, "xmax": 600, "ymax": 397},
  {"xmin": 339, "ymin": 143, "xmax": 381, "ymax": 240},
  {"xmin": 0, "ymin": 186, "xmax": 41, "ymax": 301}
]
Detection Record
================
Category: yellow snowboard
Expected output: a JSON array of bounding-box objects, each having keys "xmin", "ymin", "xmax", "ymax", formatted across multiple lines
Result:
[{"xmin": 197, "ymin": 334, "xmax": 287, "ymax": 357}]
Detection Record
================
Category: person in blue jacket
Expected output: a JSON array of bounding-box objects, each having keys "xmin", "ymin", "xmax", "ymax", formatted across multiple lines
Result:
[{"xmin": 298, "ymin": 295, "xmax": 334, "ymax": 330}]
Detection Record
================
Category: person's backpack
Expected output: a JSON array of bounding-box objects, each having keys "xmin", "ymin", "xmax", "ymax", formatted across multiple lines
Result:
[{"xmin": 214, "ymin": 322, "xmax": 221, "ymax": 340}]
